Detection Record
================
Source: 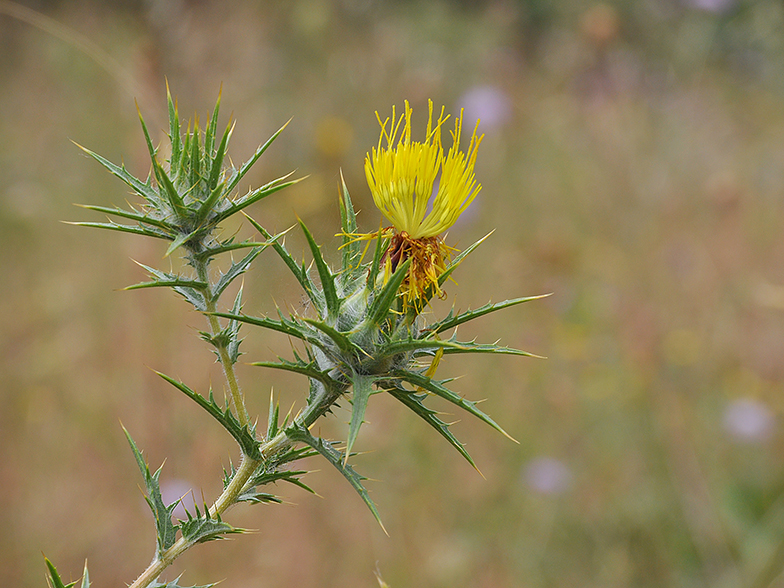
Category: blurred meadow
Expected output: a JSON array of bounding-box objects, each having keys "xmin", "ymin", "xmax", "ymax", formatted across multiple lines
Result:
[{"xmin": 3, "ymin": 0, "xmax": 784, "ymax": 586}]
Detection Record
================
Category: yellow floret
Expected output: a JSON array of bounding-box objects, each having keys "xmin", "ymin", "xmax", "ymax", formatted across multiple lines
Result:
[{"xmin": 365, "ymin": 100, "xmax": 483, "ymax": 239}]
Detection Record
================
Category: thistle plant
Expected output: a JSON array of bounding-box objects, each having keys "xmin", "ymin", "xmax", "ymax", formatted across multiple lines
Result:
[{"xmin": 46, "ymin": 88, "xmax": 544, "ymax": 588}]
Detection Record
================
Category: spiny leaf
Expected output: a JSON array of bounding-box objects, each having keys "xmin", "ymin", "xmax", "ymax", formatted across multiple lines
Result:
[
  {"xmin": 127, "ymin": 261, "xmax": 207, "ymax": 311},
  {"xmin": 286, "ymin": 425, "xmax": 386, "ymax": 533},
  {"xmin": 235, "ymin": 490, "xmax": 283, "ymax": 504},
  {"xmin": 366, "ymin": 230, "xmax": 388, "ymax": 291},
  {"xmin": 122, "ymin": 427, "xmax": 179, "ymax": 555},
  {"xmin": 236, "ymin": 463, "xmax": 316, "ymax": 504},
  {"xmin": 252, "ymin": 358, "xmax": 342, "ymax": 389},
  {"xmin": 200, "ymin": 328, "xmax": 230, "ymax": 351},
  {"xmin": 386, "ymin": 386, "xmax": 478, "ymax": 469},
  {"xmin": 78, "ymin": 562, "xmax": 89, "ymax": 588},
  {"xmin": 191, "ymin": 236, "xmax": 281, "ymax": 261},
  {"xmin": 213, "ymin": 311, "xmax": 327, "ymax": 352},
  {"xmin": 251, "ymin": 468, "xmax": 315, "ymax": 494},
  {"xmin": 125, "ymin": 277, "xmax": 208, "ymax": 292},
  {"xmin": 381, "ymin": 337, "xmax": 539, "ymax": 358},
  {"xmin": 429, "ymin": 294, "xmax": 552, "ymax": 334},
  {"xmin": 226, "ymin": 286, "xmax": 245, "ymax": 365},
  {"xmin": 74, "ymin": 204, "xmax": 172, "ymax": 231},
  {"xmin": 225, "ymin": 118, "xmax": 291, "ymax": 194},
  {"xmin": 187, "ymin": 118, "xmax": 201, "ymax": 190},
  {"xmin": 44, "ymin": 557, "xmax": 83, "ymax": 588},
  {"xmin": 207, "ymin": 122, "xmax": 232, "ymax": 192},
  {"xmin": 299, "ymin": 218, "xmax": 340, "ymax": 321},
  {"xmin": 164, "ymin": 229, "xmax": 198, "ymax": 257},
  {"xmin": 179, "ymin": 124, "xmax": 191, "ymax": 181},
  {"xmin": 193, "ymin": 180, "xmax": 226, "ymax": 229},
  {"xmin": 244, "ymin": 214, "xmax": 319, "ymax": 309},
  {"xmin": 346, "ymin": 372, "xmax": 377, "ymax": 464},
  {"xmin": 214, "ymin": 172, "xmax": 301, "ymax": 224},
  {"xmin": 391, "ymin": 369, "xmax": 516, "ymax": 443},
  {"xmin": 155, "ymin": 158, "xmax": 188, "ymax": 221},
  {"xmin": 66, "ymin": 220, "xmax": 168, "ymax": 239},
  {"xmin": 137, "ymin": 104, "xmax": 186, "ymax": 219},
  {"xmin": 212, "ymin": 247, "xmax": 262, "ymax": 300},
  {"xmin": 338, "ymin": 171, "xmax": 362, "ymax": 276},
  {"xmin": 72, "ymin": 141, "xmax": 158, "ymax": 203},
  {"xmin": 166, "ymin": 80, "xmax": 182, "ymax": 170},
  {"xmin": 204, "ymin": 87, "xmax": 221, "ymax": 159},
  {"xmin": 150, "ymin": 574, "xmax": 216, "ymax": 588},
  {"xmin": 303, "ymin": 318, "xmax": 356, "ymax": 355},
  {"xmin": 155, "ymin": 372, "xmax": 261, "ymax": 460},
  {"xmin": 150, "ymin": 578, "xmax": 215, "ymax": 588},
  {"xmin": 438, "ymin": 231, "xmax": 493, "ymax": 288},
  {"xmin": 179, "ymin": 506, "xmax": 242, "ymax": 544},
  {"xmin": 273, "ymin": 443, "xmax": 320, "ymax": 465},
  {"xmin": 429, "ymin": 340, "xmax": 543, "ymax": 358},
  {"xmin": 125, "ymin": 261, "xmax": 208, "ymax": 290},
  {"xmin": 267, "ymin": 391, "xmax": 280, "ymax": 438},
  {"xmin": 411, "ymin": 231, "xmax": 494, "ymax": 313}
]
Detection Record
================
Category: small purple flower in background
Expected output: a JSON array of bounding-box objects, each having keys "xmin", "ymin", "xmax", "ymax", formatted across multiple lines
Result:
[
  {"xmin": 523, "ymin": 457, "xmax": 572, "ymax": 495},
  {"xmin": 448, "ymin": 85, "xmax": 511, "ymax": 229},
  {"xmin": 160, "ymin": 479, "xmax": 197, "ymax": 519},
  {"xmin": 457, "ymin": 86, "xmax": 512, "ymax": 130},
  {"xmin": 685, "ymin": 0, "xmax": 736, "ymax": 13},
  {"xmin": 723, "ymin": 398, "xmax": 776, "ymax": 443}
]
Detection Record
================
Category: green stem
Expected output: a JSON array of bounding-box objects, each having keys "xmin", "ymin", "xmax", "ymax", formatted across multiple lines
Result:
[
  {"xmin": 128, "ymin": 381, "xmax": 343, "ymax": 588},
  {"xmin": 128, "ymin": 455, "xmax": 260, "ymax": 588},
  {"xmin": 193, "ymin": 254, "xmax": 251, "ymax": 429},
  {"xmin": 207, "ymin": 309, "xmax": 250, "ymax": 428}
]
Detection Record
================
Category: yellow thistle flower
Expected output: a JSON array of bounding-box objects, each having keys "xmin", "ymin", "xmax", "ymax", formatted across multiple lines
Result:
[{"xmin": 364, "ymin": 100, "xmax": 483, "ymax": 308}]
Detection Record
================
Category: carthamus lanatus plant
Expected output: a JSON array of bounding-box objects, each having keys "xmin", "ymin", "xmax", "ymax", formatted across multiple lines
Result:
[{"xmin": 46, "ymin": 88, "xmax": 545, "ymax": 588}]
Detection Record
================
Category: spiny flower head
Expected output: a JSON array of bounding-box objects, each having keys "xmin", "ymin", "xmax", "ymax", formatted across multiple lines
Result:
[{"xmin": 364, "ymin": 100, "xmax": 483, "ymax": 307}]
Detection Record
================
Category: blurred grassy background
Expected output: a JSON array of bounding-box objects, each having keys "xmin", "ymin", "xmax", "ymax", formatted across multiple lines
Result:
[{"xmin": 3, "ymin": 0, "xmax": 784, "ymax": 586}]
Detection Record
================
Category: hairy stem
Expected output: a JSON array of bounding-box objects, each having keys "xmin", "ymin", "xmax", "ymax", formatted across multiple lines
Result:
[
  {"xmin": 193, "ymin": 253, "xmax": 251, "ymax": 429},
  {"xmin": 128, "ymin": 455, "xmax": 260, "ymax": 588},
  {"xmin": 128, "ymin": 380, "xmax": 343, "ymax": 588},
  {"xmin": 207, "ymin": 309, "xmax": 250, "ymax": 428}
]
